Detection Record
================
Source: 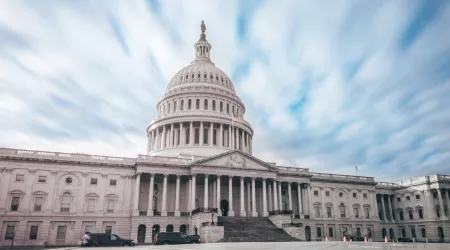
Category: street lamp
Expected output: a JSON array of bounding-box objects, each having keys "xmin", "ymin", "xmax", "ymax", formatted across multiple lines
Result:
[{"xmin": 211, "ymin": 213, "xmax": 215, "ymax": 226}]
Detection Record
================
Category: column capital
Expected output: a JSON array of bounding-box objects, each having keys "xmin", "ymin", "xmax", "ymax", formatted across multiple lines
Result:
[
  {"xmin": 287, "ymin": 181, "xmax": 292, "ymax": 184},
  {"xmin": 216, "ymin": 174, "xmax": 222, "ymax": 178},
  {"xmin": 191, "ymin": 173, "xmax": 197, "ymax": 177},
  {"xmin": 251, "ymin": 177, "xmax": 256, "ymax": 181},
  {"xmin": 240, "ymin": 176, "xmax": 245, "ymax": 180},
  {"xmin": 135, "ymin": 172, "xmax": 142, "ymax": 177},
  {"xmin": 162, "ymin": 173, "xmax": 169, "ymax": 177},
  {"xmin": 204, "ymin": 174, "xmax": 209, "ymax": 178},
  {"xmin": 176, "ymin": 174, "xmax": 181, "ymax": 178}
]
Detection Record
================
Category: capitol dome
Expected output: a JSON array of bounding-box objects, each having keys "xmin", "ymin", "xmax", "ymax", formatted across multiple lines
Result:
[{"xmin": 146, "ymin": 21, "xmax": 253, "ymax": 158}]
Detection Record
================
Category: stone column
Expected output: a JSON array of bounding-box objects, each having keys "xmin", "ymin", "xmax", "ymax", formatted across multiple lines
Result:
[
  {"xmin": 249, "ymin": 136, "xmax": 252, "ymax": 155},
  {"xmin": 191, "ymin": 174, "xmax": 196, "ymax": 211},
  {"xmin": 297, "ymin": 183, "xmax": 303, "ymax": 215},
  {"xmin": 147, "ymin": 173, "xmax": 154, "ymax": 216},
  {"xmin": 210, "ymin": 123, "xmax": 213, "ymax": 145},
  {"xmin": 161, "ymin": 174, "xmax": 168, "ymax": 216},
  {"xmin": 444, "ymin": 189, "xmax": 450, "ymax": 219},
  {"xmin": 219, "ymin": 124, "xmax": 223, "ymax": 147},
  {"xmin": 175, "ymin": 175, "xmax": 180, "ymax": 216},
  {"xmin": 161, "ymin": 126, "xmax": 166, "ymax": 148},
  {"xmin": 228, "ymin": 176, "xmax": 234, "ymax": 216},
  {"xmin": 246, "ymin": 181, "xmax": 251, "ymax": 213},
  {"xmin": 268, "ymin": 182, "xmax": 273, "ymax": 212},
  {"xmin": 305, "ymin": 184, "xmax": 310, "ymax": 215},
  {"xmin": 240, "ymin": 177, "xmax": 246, "ymax": 216},
  {"xmin": 251, "ymin": 177, "xmax": 257, "ymax": 217},
  {"xmin": 235, "ymin": 127, "xmax": 238, "ymax": 150},
  {"xmin": 288, "ymin": 182, "xmax": 293, "ymax": 211},
  {"xmin": 387, "ymin": 195, "xmax": 394, "ymax": 222},
  {"xmin": 278, "ymin": 181, "xmax": 283, "ymax": 210},
  {"xmin": 437, "ymin": 189, "xmax": 445, "ymax": 219},
  {"xmin": 170, "ymin": 124, "xmax": 174, "ymax": 147},
  {"xmin": 174, "ymin": 128, "xmax": 179, "ymax": 146},
  {"xmin": 180, "ymin": 122, "xmax": 184, "ymax": 146},
  {"xmin": 204, "ymin": 175, "xmax": 209, "ymax": 209},
  {"xmin": 241, "ymin": 131, "xmax": 245, "ymax": 152},
  {"xmin": 132, "ymin": 172, "xmax": 141, "ymax": 215},
  {"xmin": 273, "ymin": 180, "xmax": 278, "ymax": 211},
  {"xmin": 216, "ymin": 175, "xmax": 221, "ymax": 210},
  {"xmin": 200, "ymin": 122, "xmax": 204, "ymax": 146},
  {"xmin": 190, "ymin": 122, "xmax": 194, "ymax": 146},
  {"xmin": 187, "ymin": 177, "xmax": 191, "ymax": 213},
  {"xmin": 381, "ymin": 194, "xmax": 387, "ymax": 222},
  {"xmin": 229, "ymin": 126, "xmax": 232, "ymax": 149},
  {"xmin": 262, "ymin": 178, "xmax": 268, "ymax": 216},
  {"xmin": 155, "ymin": 128, "xmax": 160, "ymax": 150}
]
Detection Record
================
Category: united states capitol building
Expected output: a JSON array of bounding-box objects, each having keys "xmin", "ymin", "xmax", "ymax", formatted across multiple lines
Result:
[{"xmin": 0, "ymin": 22, "xmax": 449, "ymax": 247}]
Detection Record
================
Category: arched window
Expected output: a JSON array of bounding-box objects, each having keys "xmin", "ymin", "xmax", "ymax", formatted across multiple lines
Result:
[
  {"xmin": 185, "ymin": 127, "xmax": 190, "ymax": 145},
  {"xmin": 166, "ymin": 224, "xmax": 174, "ymax": 232},
  {"xmin": 220, "ymin": 102, "xmax": 223, "ymax": 112},
  {"xmin": 168, "ymin": 103, "xmax": 171, "ymax": 113},
  {"xmin": 204, "ymin": 99, "xmax": 208, "ymax": 110},
  {"xmin": 226, "ymin": 103, "xmax": 230, "ymax": 114},
  {"xmin": 174, "ymin": 101, "xmax": 177, "ymax": 112},
  {"xmin": 340, "ymin": 203, "xmax": 345, "ymax": 218},
  {"xmin": 194, "ymin": 128, "xmax": 200, "ymax": 144},
  {"xmin": 180, "ymin": 100, "xmax": 184, "ymax": 111},
  {"xmin": 188, "ymin": 99, "xmax": 192, "ymax": 110},
  {"xmin": 60, "ymin": 192, "xmax": 71, "ymax": 212},
  {"xmin": 212, "ymin": 100, "xmax": 216, "ymax": 111},
  {"xmin": 196, "ymin": 99, "xmax": 200, "ymax": 109},
  {"xmin": 204, "ymin": 128, "xmax": 209, "ymax": 144},
  {"xmin": 213, "ymin": 129, "xmax": 217, "ymax": 145},
  {"xmin": 232, "ymin": 106, "xmax": 235, "ymax": 115},
  {"xmin": 180, "ymin": 225, "xmax": 187, "ymax": 233}
]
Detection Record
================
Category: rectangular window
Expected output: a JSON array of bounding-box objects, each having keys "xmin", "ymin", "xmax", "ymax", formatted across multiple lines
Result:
[
  {"xmin": 15, "ymin": 174, "xmax": 24, "ymax": 182},
  {"xmin": 363, "ymin": 193, "xmax": 368, "ymax": 199},
  {"xmin": 29, "ymin": 225, "xmax": 38, "ymax": 240},
  {"xmin": 397, "ymin": 197, "xmax": 401, "ymax": 202},
  {"xmin": 110, "ymin": 179, "xmax": 116, "ymax": 186},
  {"xmin": 418, "ymin": 208, "xmax": 424, "ymax": 219},
  {"xmin": 401, "ymin": 229, "xmax": 406, "ymax": 238},
  {"xmin": 5, "ymin": 225, "xmax": 15, "ymax": 240},
  {"xmin": 105, "ymin": 226, "xmax": 112, "ymax": 234},
  {"xmin": 107, "ymin": 199, "xmax": 115, "ymax": 212},
  {"xmin": 399, "ymin": 211, "xmax": 404, "ymax": 220},
  {"xmin": 56, "ymin": 226, "xmax": 67, "ymax": 240},
  {"xmin": 316, "ymin": 227, "xmax": 322, "ymax": 238},
  {"xmin": 406, "ymin": 196, "xmax": 410, "ymax": 201},
  {"xmin": 11, "ymin": 197, "xmax": 20, "ymax": 211},
  {"xmin": 421, "ymin": 228, "xmax": 426, "ymax": 237},
  {"xmin": 87, "ymin": 198, "xmax": 95, "ymax": 212},
  {"xmin": 408, "ymin": 210, "xmax": 413, "ymax": 220},
  {"xmin": 354, "ymin": 207, "xmax": 359, "ymax": 218},
  {"xmin": 34, "ymin": 197, "xmax": 43, "ymax": 211},
  {"xmin": 357, "ymin": 228, "xmax": 361, "ymax": 237},
  {"xmin": 314, "ymin": 190, "xmax": 319, "ymax": 196},
  {"xmin": 329, "ymin": 227, "xmax": 334, "ymax": 237},
  {"xmin": 90, "ymin": 178, "xmax": 98, "ymax": 185},
  {"xmin": 416, "ymin": 195, "xmax": 420, "ymax": 200},
  {"xmin": 364, "ymin": 207, "xmax": 370, "ymax": 218},
  {"xmin": 315, "ymin": 206, "xmax": 320, "ymax": 217},
  {"xmin": 327, "ymin": 207, "xmax": 332, "ymax": 218},
  {"xmin": 325, "ymin": 191, "xmax": 330, "ymax": 196},
  {"xmin": 411, "ymin": 228, "xmax": 416, "ymax": 238},
  {"xmin": 353, "ymin": 193, "xmax": 357, "ymax": 198},
  {"xmin": 38, "ymin": 176, "xmax": 46, "ymax": 183}
]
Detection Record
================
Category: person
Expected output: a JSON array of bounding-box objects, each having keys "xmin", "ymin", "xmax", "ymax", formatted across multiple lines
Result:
[{"xmin": 82, "ymin": 232, "xmax": 91, "ymax": 247}]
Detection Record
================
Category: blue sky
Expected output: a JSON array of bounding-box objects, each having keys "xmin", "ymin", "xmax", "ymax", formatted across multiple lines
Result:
[{"xmin": 1, "ymin": 0, "xmax": 449, "ymax": 181}]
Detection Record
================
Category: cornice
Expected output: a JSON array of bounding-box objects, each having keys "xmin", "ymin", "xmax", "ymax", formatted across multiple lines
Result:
[{"xmin": 0, "ymin": 156, "xmax": 137, "ymax": 169}]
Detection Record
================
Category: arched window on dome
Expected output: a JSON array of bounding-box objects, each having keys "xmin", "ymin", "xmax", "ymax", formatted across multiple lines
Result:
[
  {"xmin": 168, "ymin": 103, "xmax": 171, "ymax": 113},
  {"xmin": 212, "ymin": 100, "xmax": 216, "ymax": 111},
  {"xmin": 204, "ymin": 99, "xmax": 208, "ymax": 110},
  {"xmin": 220, "ymin": 102, "xmax": 223, "ymax": 112},
  {"xmin": 188, "ymin": 99, "xmax": 192, "ymax": 110},
  {"xmin": 204, "ymin": 73, "xmax": 207, "ymax": 80},
  {"xmin": 174, "ymin": 101, "xmax": 177, "ymax": 112},
  {"xmin": 191, "ymin": 73, "xmax": 194, "ymax": 81},
  {"xmin": 232, "ymin": 106, "xmax": 235, "ymax": 116},
  {"xmin": 216, "ymin": 75, "xmax": 219, "ymax": 81},
  {"xmin": 185, "ymin": 127, "xmax": 190, "ymax": 145},
  {"xmin": 198, "ymin": 73, "xmax": 200, "ymax": 79},
  {"xmin": 180, "ymin": 100, "xmax": 184, "ymax": 111},
  {"xmin": 210, "ymin": 74, "xmax": 213, "ymax": 80},
  {"xmin": 196, "ymin": 99, "xmax": 200, "ymax": 109},
  {"xmin": 221, "ymin": 77, "xmax": 224, "ymax": 83},
  {"xmin": 213, "ymin": 129, "xmax": 217, "ymax": 145},
  {"xmin": 194, "ymin": 128, "xmax": 200, "ymax": 145},
  {"xmin": 203, "ymin": 127, "xmax": 209, "ymax": 145},
  {"xmin": 226, "ymin": 103, "xmax": 230, "ymax": 114}
]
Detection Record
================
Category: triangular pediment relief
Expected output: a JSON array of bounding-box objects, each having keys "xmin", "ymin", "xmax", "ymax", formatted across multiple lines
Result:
[{"xmin": 191, "ymin": 150, "xmax": 276, "ymax": 171}]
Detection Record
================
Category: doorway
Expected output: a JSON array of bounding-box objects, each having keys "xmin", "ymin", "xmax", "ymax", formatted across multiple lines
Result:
[
  {"xmin": 437, "ymin": 226, "xmax": 444, "ymax": 242},
  {"xmin": 305, "ymin": 226, "xmax": 311, "ymax": 241},
  {"xmin": 220, "ymin": 199, "xmax": 229, "ymax": 216},
  {"xmin": 151, "ymin": 224, "xmax": 160, "ymax": 243},
  {"xmin": 389, "ymin": 228, "xmax": 394, "ymax": 240},
  {"xmin": 137, "ymin": 225, "xmax": 146, "ymax": 243}
]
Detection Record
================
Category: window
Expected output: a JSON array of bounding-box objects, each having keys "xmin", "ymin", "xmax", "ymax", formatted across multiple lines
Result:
[
  {"xmin": 203, "ymin": 128, "xmax": 209, "ymax": 144},
  {"xmin": 354, "ymin": 207, "xmax": 359, "ymax": 218},
  {"xmin": 397, "ymin": 197, "xmax": 401, "ymax": 202},
  {"xmin": 436, "ymin": 205, "xmax": 440, "ymax": 217},
  {"xmin": 401, "ymin": 229, "xmax": 406, "ymax": 238},
  {"xmin": 188, "ymin": 99, "xmax": 192, "ymax": 110},
  {"xmin": 5, "ymin": 225, "xmax": 15, "ymax": 240},
  {"xmin": 416, "ymin": 195, "xmax": 420, "ymax": 200},
  {"xmin": 421, "ymin": 228, "xmax": 426, "ymax": 237},
  {"xmin": 363, "ymin": 193, "xmax": 368, "ymax": 199},
  {"xmin": 325, "ymin": 191, "xmax": 330, "ymax": 196},
  {"xmin": 168, "ymin": 103, "xmax": 171, "ymax": 113},
  {"xmin": 226, "ymin": 103, "xmax": 230, "ymax": 114},
  {"xmin": 87, "ymin": 198, "xmax": 95, "ymax": 212},
  {"xmin": 408, "ymin": 210, "xmax": 413, "ymax": 220},
  {"xmin": 328, "ymin": 227, "xmax": 334, "ymax": 237},
  {"xmin": 212, "ymin": 100, "xmax": 216, "ymax": 110},
  {"xmin": 105, "ymin": 226, "xmax": 112, "ymax": 234},
  {"xmin": 339, "ymin": 192, "xmax": 343, "ymax": 198},
  {"xmin": 220, "ymin": 102, "xmax": 223, "ymax": 112},
  {"xmin": 90, "ymin": 178, "xmax": 98, "ymax": 185},
  {"xmin": 340, "ymin": 203, "xmax": 345, "ymax": 218},
  {"xmin": 60, "ymin": 192, "xmax": 71, "ymax": 212},
  {"xmin": 15, "ymin": 174, "xmax": 24, "ymax": 182},
  {"xmin": 29, "ymin": 225, "xmax": 38, "ymax": 240},
  {"xmin": 411, "ymin": 228, "xmax": 416, "ymax": 238},
  {"xmin": 56, "ymin": 226, "xmax": 67, "ymax": 240},
  {"xmin": 174, "ymin": 101, "xmax": 177, "ymax": 112},
  {"xmin": 196, "ymin": 99, "xmax": 200, "ymax": 109},
  {"xmin": 110, "ymin": 180, "xmax": 116, "ymax": 186},
  {"xmin": 399, "ymin": 210, "xmax": 404, "ymax": 220},
  {"xmin": 107, "ymin": 199, "xmax": 115, "ymax": 212},
  {"xmin": 213, "ymin": 129, "xmax": 217, "ymax": 145},
  {"xmin": 204, "ymin": 99, "xmax": 208, "ymax": 110},
  {"xmin": 364, "ymin": 207, "xmax": 370, "ymax": 218},
  {"xmin": 317, "ymin": 227, "xmax": 322, "ymax": 238},
  {"xmin": 38, "ymin": 176, "xmax": 46, "ymax": 183},
  {"xmin": 65, "ymin": 177, "xmax": 72, "ymax": 184},
  {"xmin": 327, "ymin": 207, "xmax": 332, "ymax": 218},
  {"xmin": 357, "ymin": 228, "xmax": 361, "ymax": 237},
  {"xmin": 34, "ymin": 197, "xmax": 43, "ymax": 211},
  {"xmin": 194, "ymin": 128, "xmax": 199, "ymax": 144},
  {"xmin": 314, "ymin": 190, "xmax": 319, "ymax": 196},
  {"xmin": 180, "ymin": 100, "xmax": 184, "ymax": 110},
  {"xmin": 406, "ymin": 196, "xmax": 410, "ymax": 201},
  {"xmin": 11, "ymin": 197, "xmax": 20, "ymax": 211},
  {"xmin": 185, "ymin": 127, "xmax": 190, "ymax": 144},
  {"xmin": 315, "ymin": 206, "xmax": 320, "ymax": 217},
  {"xmin": 353, "ymin": 193, "xmax": 357, "ymax": 198},
  {"xmin": 418, "ymin": 208, "xmax": 424, "ymax": 219}
]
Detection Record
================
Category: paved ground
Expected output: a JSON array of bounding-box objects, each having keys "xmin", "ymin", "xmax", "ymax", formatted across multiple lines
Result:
[{"xmin": 58, "ymin": 242, "xmax": 450, "ymax": 250}]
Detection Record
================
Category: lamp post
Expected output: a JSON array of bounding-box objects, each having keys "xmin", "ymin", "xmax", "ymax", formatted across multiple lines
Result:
[
  {"xmin": 290, "ymin": 214, "xmax": 293, "ymax": 225},
  {"xmin": 211, "ymin": 213, "xmax": 215, "ymax": 225}
]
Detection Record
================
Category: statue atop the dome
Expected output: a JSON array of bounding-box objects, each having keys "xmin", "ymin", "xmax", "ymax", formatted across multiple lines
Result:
[{"xmin": 201, "ymin": 20, "xmax": 206, "ymax": 34}]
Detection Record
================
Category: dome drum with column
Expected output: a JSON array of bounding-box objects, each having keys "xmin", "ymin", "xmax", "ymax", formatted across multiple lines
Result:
[{"xmin": 147, "ymin": 21, "xmax": 253, "ymax": 157}]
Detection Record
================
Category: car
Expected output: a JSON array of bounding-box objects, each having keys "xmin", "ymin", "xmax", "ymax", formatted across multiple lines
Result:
[
  {"xmin": 89, "ymin": 233, "xmax": 135, "ymax": 247},
  {"xmin": 154, "ymin": 232, "xmax": 200, "ymax": 245}
]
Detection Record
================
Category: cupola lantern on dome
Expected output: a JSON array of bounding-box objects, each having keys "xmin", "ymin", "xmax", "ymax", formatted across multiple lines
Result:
[{"xmin": 194, "ymin": 20, "xmax": 212, "ymax": 62}]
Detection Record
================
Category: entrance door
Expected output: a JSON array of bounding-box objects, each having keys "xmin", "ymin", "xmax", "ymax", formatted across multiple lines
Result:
[
  {"xmin": 137, "ymin": 225, "xmax": 146, "ymax": 243},
  {"xmin": 438, "ymin": 226, "xmax": 444, "ymax": 242},
  {"xmin": 152, "ymin": 225, "xmax": 160, "ymax": 243},
  {"xmin": 305, "ymin": 226, "xmax": 311, "ymax": 241},
  {"xmin": 220, "ymin": 199, "xmax": 229, "ymax": 216},
  {"xmin": 56, "ymin": 226, "xmax": 67, "ymax": 245}
]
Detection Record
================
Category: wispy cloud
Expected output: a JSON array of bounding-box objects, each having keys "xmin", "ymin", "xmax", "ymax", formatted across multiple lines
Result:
[{"xmin": 0, "ymin": 0, "xmax": 449, "ymax": 181}]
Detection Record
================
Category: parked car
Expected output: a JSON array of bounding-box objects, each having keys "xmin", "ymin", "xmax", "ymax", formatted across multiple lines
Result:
[
  {"xmin": 154, "ymin": 232, "xmax": 200, "ymax": 245},
  {"xmin": 89, "ymin": 233, "xmax": 135, "ymax": 247}
]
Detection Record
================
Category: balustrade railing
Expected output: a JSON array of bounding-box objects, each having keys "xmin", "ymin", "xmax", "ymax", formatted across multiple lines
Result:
[{"xmin": 191, "ymin": 207, "xmax": 218, "ymax": 215}]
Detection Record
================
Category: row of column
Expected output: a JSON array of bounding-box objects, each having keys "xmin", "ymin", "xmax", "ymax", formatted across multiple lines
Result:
[
  {"xmin": 148, "ymin": 122, "xmax": 252, "ymax": 154},
  {"xmin": 435, "ymin": 188, "xmax": 449, "ymax": 220},
  {"xmin": 132, "ymin": 173, "xmax": 306, "ymax": 217}
]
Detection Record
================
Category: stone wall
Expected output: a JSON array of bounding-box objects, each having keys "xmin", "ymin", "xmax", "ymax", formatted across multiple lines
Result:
[{"xmin": 200, "ymin": 225, "xmax": 224, "ymax": 243}]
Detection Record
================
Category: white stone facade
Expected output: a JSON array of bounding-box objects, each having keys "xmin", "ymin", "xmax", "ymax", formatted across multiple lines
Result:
[{"xmin": 0, "ymin": 21, "xmax": 448, "ymax": 246}]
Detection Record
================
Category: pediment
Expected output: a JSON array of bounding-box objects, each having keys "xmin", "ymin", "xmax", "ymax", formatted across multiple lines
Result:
[{"xmin": 191, "ymin": 150, "xmax": 276, "ymax": 171}]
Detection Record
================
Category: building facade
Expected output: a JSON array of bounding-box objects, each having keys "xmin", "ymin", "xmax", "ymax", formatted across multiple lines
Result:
[{"xmin": 0, "ymin": 22, "xmax": 449, "ymax": 246}]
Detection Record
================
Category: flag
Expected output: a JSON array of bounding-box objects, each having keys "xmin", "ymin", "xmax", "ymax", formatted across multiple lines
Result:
[{"xmin": 355, "ymin": 165, "xmax": 358, "ymax": 174}]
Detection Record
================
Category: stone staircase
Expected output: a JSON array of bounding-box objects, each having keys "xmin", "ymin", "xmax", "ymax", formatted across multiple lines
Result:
[{"xmin": 217, "ymin": 216, "xmax": 298, "ymax": 242}]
